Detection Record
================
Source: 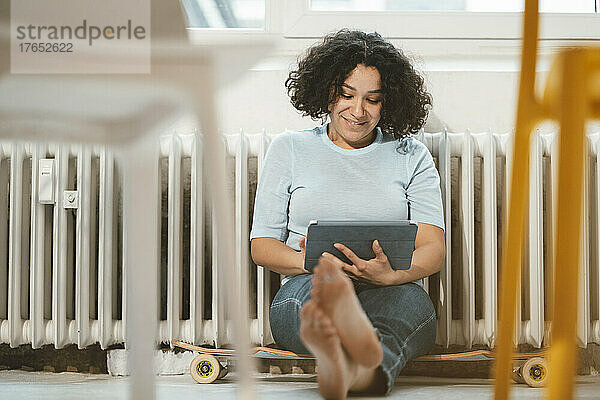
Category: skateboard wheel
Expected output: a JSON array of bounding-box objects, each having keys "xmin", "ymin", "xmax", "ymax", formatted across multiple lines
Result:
[
  {"xmin": 511, "ymin": 366, "xmax": 525, "ymax": 384},
  {"xmin": 218, "ymin": 364, "xmax": 229, "ymax": 379},
  {"xmin": 190, "ymin": 354, "xmax": 222, "ymax": 384},
  {"xmin": 522, "ymin": 357, "xmax": 548, "ymax": 388}
]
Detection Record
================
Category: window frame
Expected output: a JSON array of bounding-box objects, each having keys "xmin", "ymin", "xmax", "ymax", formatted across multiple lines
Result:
[
  {"xmin": 281, "ymin": 0, "xmax": 600, "ymax": 40},
  {"xmin": 186, "ymin": 0, "xmax": 600, "ymax": 66}
]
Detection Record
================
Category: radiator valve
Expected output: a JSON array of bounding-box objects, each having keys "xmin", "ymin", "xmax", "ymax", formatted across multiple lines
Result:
[{"xmin": 63, "ymin": 190, "xmax": 79, "ymax": 209}]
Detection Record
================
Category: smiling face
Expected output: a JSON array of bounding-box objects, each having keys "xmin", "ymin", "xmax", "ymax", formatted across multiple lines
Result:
[{"xmin": 327, "ymin": 64, "xmax": 383, "ymax": 149}]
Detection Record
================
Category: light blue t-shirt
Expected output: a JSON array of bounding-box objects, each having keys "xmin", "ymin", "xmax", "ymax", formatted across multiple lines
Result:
[{"xmin": 250, "ymin": 123, "xmax": 445, "ymax": 281}]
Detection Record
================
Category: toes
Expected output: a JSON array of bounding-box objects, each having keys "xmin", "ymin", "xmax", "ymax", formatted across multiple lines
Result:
[
  {"xmin": 315, "ymin": 256, "xmax": 337, "ymax": 275},
  {"xmin": 315, "ymin": 257, "xmax": 343, "ymax": 283},
  {"xmin": 312, "ymin": 309, "xmax": 325, "ymax": 329},
  {"xmin": 310, "ymin": 276, "xmax": 319, "ymax": 291},
  {"xmin": 310, "ymin": 278, "xmax": 323, "ymax": 301},
  {"xmin": 301, "ymin": 301, "xmax": 337, "ymax": 334},
  {"xmin": 301, "ymin": 300, "xmax": 315, "ymax": 319},
  {"xmin": 310, "ymin": 285, "xmax": 320, "ymax": 300},
  {"xmin": 314, "ymin": 308, "xmax": 324, "ymax": 323},
  {"xmin": 314, "ymin": 309, "xmax": 337, "ymax": 334}
]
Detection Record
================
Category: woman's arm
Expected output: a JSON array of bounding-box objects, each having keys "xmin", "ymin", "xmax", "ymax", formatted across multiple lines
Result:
[
  {"xmin": 250, "ymin": 237, "xmax": 308, "ymax": 276},
  {"xmin": 324, "ymin": 222, "xmax": 445, "ymax": 286},
  {"xmin": 249, "ymin": 133, "xmax": 302, "ymax": 276}
]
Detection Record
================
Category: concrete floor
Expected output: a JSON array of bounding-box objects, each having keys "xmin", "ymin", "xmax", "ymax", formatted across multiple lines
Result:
[{"xmin": 1, "ymin": 370, "xmax": 600, "ymax": 399}]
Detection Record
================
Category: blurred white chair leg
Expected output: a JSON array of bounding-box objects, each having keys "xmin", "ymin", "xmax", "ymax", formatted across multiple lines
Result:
[
  {"xmin": 187, "ymin": 61, "xmax": 256, "ymax": 399},
  {"xmin": 123, "ymin": 135, "xmax": 160, "ymax": 400}
]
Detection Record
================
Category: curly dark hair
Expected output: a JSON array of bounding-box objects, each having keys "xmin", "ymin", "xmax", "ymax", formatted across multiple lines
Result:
[{"xmin": 285, "ymin": 29, "xmax": 432, "ymax": 139}]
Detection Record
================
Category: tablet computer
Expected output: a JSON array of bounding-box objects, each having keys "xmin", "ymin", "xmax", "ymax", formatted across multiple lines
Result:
[{"xmin": 303, "ymin": 220, "xmax": 418, "ymax": 272}]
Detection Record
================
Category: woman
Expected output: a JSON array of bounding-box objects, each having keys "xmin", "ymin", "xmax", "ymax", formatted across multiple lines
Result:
[{"xmin": 250, "ymin": 29, "xmax": 445, "ymax": 399}]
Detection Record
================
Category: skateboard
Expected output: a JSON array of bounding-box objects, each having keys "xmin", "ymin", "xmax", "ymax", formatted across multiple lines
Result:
[
  {"xmin": 172, "ymin": 340, "xmax": 314, "ymax": 384},
  {"xmin": 416, "ymin": 350, "xmax": 548, "ymax": 388},
  {"xmin": 173, "ymin": 341, "xmax": 548, "ymax": 387}
]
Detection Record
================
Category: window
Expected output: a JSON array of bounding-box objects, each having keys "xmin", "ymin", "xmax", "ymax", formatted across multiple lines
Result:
[
  {"xmin": 182, "ymin": 0, "xmax": 265, "ymax": 28},
  {"xmin": 184, "ymin": 0, "xmax": 600, "ymax": 60},
  {"xmin": 310, "ymin": 0, "xmax": 597, "ymax": 13}
]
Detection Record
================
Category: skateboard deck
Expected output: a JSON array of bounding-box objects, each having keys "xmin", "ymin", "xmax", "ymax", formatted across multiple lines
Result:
[
  {"xmin": 415, "ymin": 349, "xmax": 544, "ymax": 361},
  {"xmin": 172, "ymin": 340, "xmax": 314, "ymax": 359},
  {"xmin": 173, "ymin": 340, "xmax": 548, "ymax": 387}
]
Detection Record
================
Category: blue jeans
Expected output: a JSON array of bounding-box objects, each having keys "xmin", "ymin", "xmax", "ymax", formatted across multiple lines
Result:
[{"xmin": 269, "ymin": 274, "xmax": 437, "ymax": 394}]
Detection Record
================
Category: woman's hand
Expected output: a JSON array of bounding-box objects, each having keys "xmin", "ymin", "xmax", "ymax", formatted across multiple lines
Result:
[
  {"xmin": 321, "ymin": 240, "xmax": 404, "ymax": 286},
  {"xmin": 298, "ymin": 237, "xmax": 309, "ymax": 273}
]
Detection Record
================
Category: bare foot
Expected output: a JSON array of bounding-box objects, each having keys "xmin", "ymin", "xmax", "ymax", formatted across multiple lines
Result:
[
  {"xmin": 310, "ymin": 257, "xmax": 383, "ymax": 369},
  {"xmin": 300, "ymin": 300, "xmax": 355, "ymax": 399}
]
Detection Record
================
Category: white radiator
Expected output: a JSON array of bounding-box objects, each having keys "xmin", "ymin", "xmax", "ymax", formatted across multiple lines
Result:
[{"xmin": 1, "ymin": 130, "xmax": 600, "ymax": 350}]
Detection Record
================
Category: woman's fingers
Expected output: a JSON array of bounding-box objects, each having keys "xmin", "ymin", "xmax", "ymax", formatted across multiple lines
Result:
[
  {"xmin": 333, "ymin": 243, "xmax": 364, "ymax": 269},
  {"xmin": 299, "ymin": 237, "xmax": 306, "ymax": 251},
  {"xmin": 343, "ymin": 271, "xmax": 359, "ymax": 281},
  {"xmin": 341, "ymin": 263, "xmax": 361, "ymax": 277},
  {"xmin": 320, "ymin": 252, "xmax": 351, "ymax": 269},
  {"xmin": 372, "ymin": 240, "xmax": 388, "ymax": 261}
]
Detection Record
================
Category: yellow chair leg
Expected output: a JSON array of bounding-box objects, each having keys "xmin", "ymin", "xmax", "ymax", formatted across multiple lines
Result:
[
  {"xmin": 493, "ymin": 2, "xmax": 597, "ymax": 400},
  {"xmin": 494, "ymin": 46, "xmax": 594, "ymax": 400},
  {"xmin": 493, "ymin": 2, "xmax": 543, "ymax": 398},
  {"xmin": 546, "ymin": 49, "xmax": 587, "ymax": 400},
  {"xmin": 493, "ymin": 121, "xmax": 537, "ymax": 400}
]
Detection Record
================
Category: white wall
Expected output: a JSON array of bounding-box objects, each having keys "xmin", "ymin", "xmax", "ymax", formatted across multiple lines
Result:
[
  {"xmin": 211, "ymin": 56, "xmax": 525, "ymax": 135},
  {"xmin": 206, "ymin": 37, "xmax": 572, "ymax": 135},
  {"xmin": 169, "ymin": 36, "xmax": 596, "ymax": 136}
]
